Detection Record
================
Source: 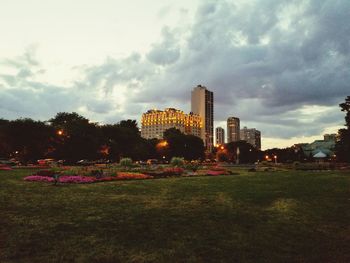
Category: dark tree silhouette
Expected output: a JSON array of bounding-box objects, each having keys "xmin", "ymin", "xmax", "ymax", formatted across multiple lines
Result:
[
  {"xmin": 163, "ymin": 128, "xmax": 205, "ymax": 160},
  {"xmin": 336, "ymin": 96, "xmax": 350, "ymax": 162}
]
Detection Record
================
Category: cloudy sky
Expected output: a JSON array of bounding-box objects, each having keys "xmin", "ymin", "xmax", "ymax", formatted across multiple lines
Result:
[{"xmin": 0, "ymin": 0, "xmax": 349, "ymax": 149}]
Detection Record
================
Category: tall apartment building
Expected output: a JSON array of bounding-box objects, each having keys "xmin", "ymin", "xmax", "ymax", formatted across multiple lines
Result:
[
  {"xmin": 191, "ymin": 85, "xmax": 214, "ymax": 152},
  {"xmin": 240, "ymin": 126, "xmax": 261, "ymax": 150},
  {"xmin": 215, "ymin": 127, "xmax": 225, "ymax": 145},
  {"xmin": 227, "ymin": 117, "xmax": 240, "ymax": 143},
  {"xmin": 141, "ymin": 108, "xmax": 202, "ymax": 139}
]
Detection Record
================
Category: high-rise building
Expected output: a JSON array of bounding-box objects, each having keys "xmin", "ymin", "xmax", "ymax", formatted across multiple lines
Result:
[
  {"xmin": 227, "ymin": 117, "xmax": 240, "ymax": 143},
  {"xmin": 216, "ymin": 127, "xmax": 225, "ymax": 145},
  {"xmin": 240, "ymin": 126, "xmax": 261, "ymax": 150},
  {"xmin": 191, "ymin": 85, "xmax": 214, "ymax": 151},
  {"xmin": 141, "ymin": 108, "xmax": 202, "ymax": 139}
]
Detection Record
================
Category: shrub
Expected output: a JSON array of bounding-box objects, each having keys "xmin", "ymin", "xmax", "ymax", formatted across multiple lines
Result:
[
  {"xmin": 185, "ymin": 161, "xmax": 200, "ymax": 172},
  {"xmin": 90, "ymin": 169, "xmax": 103, "ymax": 179},
  {"xmin": 120, "ymin": 158, "xmax": 133, "ymax": 168},
  {"xmin": 170, "ymin": 157, "xmax": 184, "ymax": 167}
]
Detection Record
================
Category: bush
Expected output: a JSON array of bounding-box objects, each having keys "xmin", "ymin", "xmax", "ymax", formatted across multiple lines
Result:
[
  {"xmin": 90, "ymin": 169, "xmax": 103, "ymax": 178},
  {"xmin": 185, "ymin": 161, "xmax": 200, "ymax": 172},
  {"xmin": 120, "ymin": 158, "xmax": 133, "ymax": 168},
  {"xmin": 170, "ymin": 157, "xmax": 184, "ymax": 167}
]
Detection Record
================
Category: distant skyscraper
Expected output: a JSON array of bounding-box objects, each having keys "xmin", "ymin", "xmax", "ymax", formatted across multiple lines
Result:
[
  {"xmin": 240, "ymin": 126, "xmax": 261, "ymax": 150},
  {"xmin": 191, "ymin": 85, "xmax": 214, "ymax": 152},
  {"xmin": 216, "ymin": 127, "xmax": 225, "ymax": 145},
  {"xmin": 227, "ymin": 117, "xmax": 240, "ymax": 143}
]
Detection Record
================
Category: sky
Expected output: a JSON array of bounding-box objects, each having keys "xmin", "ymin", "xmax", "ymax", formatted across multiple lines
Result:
[{"xmin": 0, "ymin": 0, "xmax": 349, "ymax": 150}]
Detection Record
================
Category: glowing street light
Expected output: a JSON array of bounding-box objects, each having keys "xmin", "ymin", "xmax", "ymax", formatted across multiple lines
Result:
[
  {"xmin": 57, "ymin": 130, "xmax": 63, "ymax": 136},
  {"xmin": 274, "ymin": 155, "xmax": 277, "ymax": 164}
]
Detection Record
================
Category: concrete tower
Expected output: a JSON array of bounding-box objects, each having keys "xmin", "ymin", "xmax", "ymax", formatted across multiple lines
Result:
[{"xmin": 191, "ymin": 85, "xmax": 214, "ymax": 152}]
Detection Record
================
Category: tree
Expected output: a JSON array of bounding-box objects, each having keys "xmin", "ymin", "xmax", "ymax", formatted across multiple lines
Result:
[
  {"xmin": 335, "ymin": 96, "xmax": 350, "ymax": 162},
  {"xmin": 163, "ymin": 128, "xmax": 205, "ymax": 160},
  {"xmin": 225, "ymin": 141, "xmax": 259, "ymax": 164},
  {"xmin": 0, "ymin": 119, "xmax": 11, "ymax": 158},
  {"xmin": 6, "ymin": 118, "xmax": 53, "ymax": 163},
  {"xmin": 49, "ymin": 112, "xmax": 100, "ymax": 163}
]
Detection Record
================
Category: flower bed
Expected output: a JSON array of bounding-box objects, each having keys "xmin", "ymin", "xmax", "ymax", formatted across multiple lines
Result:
[
  {"xmin": 116, "ymin": 172, "xmax": 153, "ymax": 180},
  {"xmin": 0, "ymin": 166, "xmax": 12, "ymax": 171},
  {"xmin": 25, "ymin": 172, "xmax": 153, "ymax": 183},
  {"xmin": 24, "ymin": 175, "xmax": 54, "ymax": 182},
  {"xmin": 206, "ymin": 167, "xmax": 231, "ymax": 176},
  {"xmin": 59, "ymin": 176, "xmax": 95, "ymax": 183}
]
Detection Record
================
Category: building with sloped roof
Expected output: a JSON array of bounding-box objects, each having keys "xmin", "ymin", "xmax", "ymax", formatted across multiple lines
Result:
[{"xmin": 301, "ymin": 134, "xmax": 336, "ymax": 158}]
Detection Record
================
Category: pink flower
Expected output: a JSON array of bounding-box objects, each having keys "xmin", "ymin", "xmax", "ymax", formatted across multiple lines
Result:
[
  {"xmin": 24, "ymin": 175, "xmax": 54, "ymax": 182},
  {"xmin": 207, "ymin": 170, "xmax": 223, "ymax": 176},
  {"xmin": 58, "ymin": 176, "xmax": 95, "ymax": 183}
]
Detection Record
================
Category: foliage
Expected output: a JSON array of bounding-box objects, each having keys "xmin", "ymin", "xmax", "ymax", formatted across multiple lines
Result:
[
  {"xmin": 0, "ymin": 118, "xmax": 53, "ymax": 164},
  {"xmin": 90, "ymin": 169, "xmax": 104, "ymax": 179},
  {"xmin": 185, "ymin": 161, "xmax": 201, "ymax": 172},
  {"xmin": 225, "ymin": 141, "xmax": 260, "ymax": 163},
  {"xmin": 163, "ymin": 128, "xmax": 205, "ymax": 160},
  {"xmin": 120, "ymin": 158, "xmax": 133, "ymax": 168},
  {"xmin": 336, "ymin": 96, "xmax": 350, "ymax": 162},
  {"xmin": 170, "ymin": 157, "xmax": 185, "ymax": 167}
]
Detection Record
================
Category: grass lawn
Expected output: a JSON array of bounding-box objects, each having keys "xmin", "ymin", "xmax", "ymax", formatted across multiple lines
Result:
[{"xmin": 1, "ymin": 168, "xmax": 350, "ymax": 263}]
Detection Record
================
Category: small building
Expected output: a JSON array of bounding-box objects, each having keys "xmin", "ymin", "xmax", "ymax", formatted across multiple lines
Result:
[{"xmin": 301, "ymin": 134, "xmax": 336, "ymax": 159}]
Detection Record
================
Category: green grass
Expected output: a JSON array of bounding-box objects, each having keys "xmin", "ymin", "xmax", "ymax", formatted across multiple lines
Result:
[{"xmin": 1, "ymin": 169, "xmax": 350, "ymax": 263}]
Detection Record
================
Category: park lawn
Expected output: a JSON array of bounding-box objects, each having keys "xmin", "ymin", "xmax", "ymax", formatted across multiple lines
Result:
[{"xmin": 1, "ymin": 169, "xmax": 350, "ymax": 263}]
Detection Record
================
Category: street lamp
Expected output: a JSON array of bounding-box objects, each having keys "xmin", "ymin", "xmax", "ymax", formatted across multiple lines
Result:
[{"xmin": 274, "ymin": 155, "xmax": 277, "ymax": 164}]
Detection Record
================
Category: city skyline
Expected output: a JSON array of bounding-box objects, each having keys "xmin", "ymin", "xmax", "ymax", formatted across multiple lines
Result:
[{"xmin": 0, "ymin": 0, "xmax": 349, "ymax": 150}]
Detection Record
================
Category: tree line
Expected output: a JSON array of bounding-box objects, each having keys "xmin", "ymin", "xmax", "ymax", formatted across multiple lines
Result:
[
  {"xmin": 1, "ymin": 96, "xmax": 349, "ymax": 165},
  {"xmin": 0, "ymin": 112, "xmax": 205, "ymax": 164}
]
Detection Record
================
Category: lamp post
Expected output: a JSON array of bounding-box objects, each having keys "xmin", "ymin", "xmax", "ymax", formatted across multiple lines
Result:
[{"xmin": 274, "ymin": 155, "xmax": 277, "ymax": 164}]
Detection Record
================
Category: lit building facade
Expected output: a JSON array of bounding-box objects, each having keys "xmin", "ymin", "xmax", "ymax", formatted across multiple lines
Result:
[
  {"xmin": 227, "ymin": 117, "xmax": 240, "ymax": 143},
  {"xmin": 240, "ymin": 126, "xmax": 261, "ymax": 150},
  {"xmin": 141, "ymin": 108, "xmax": 202, "ymax": 139},
  {"xmin": 191, "ymin": 85, "xmax": 214, "ymax": 151},
  {"xmin": 215, "ymin": 127, "xmax": 225, "ymax": 145}
]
